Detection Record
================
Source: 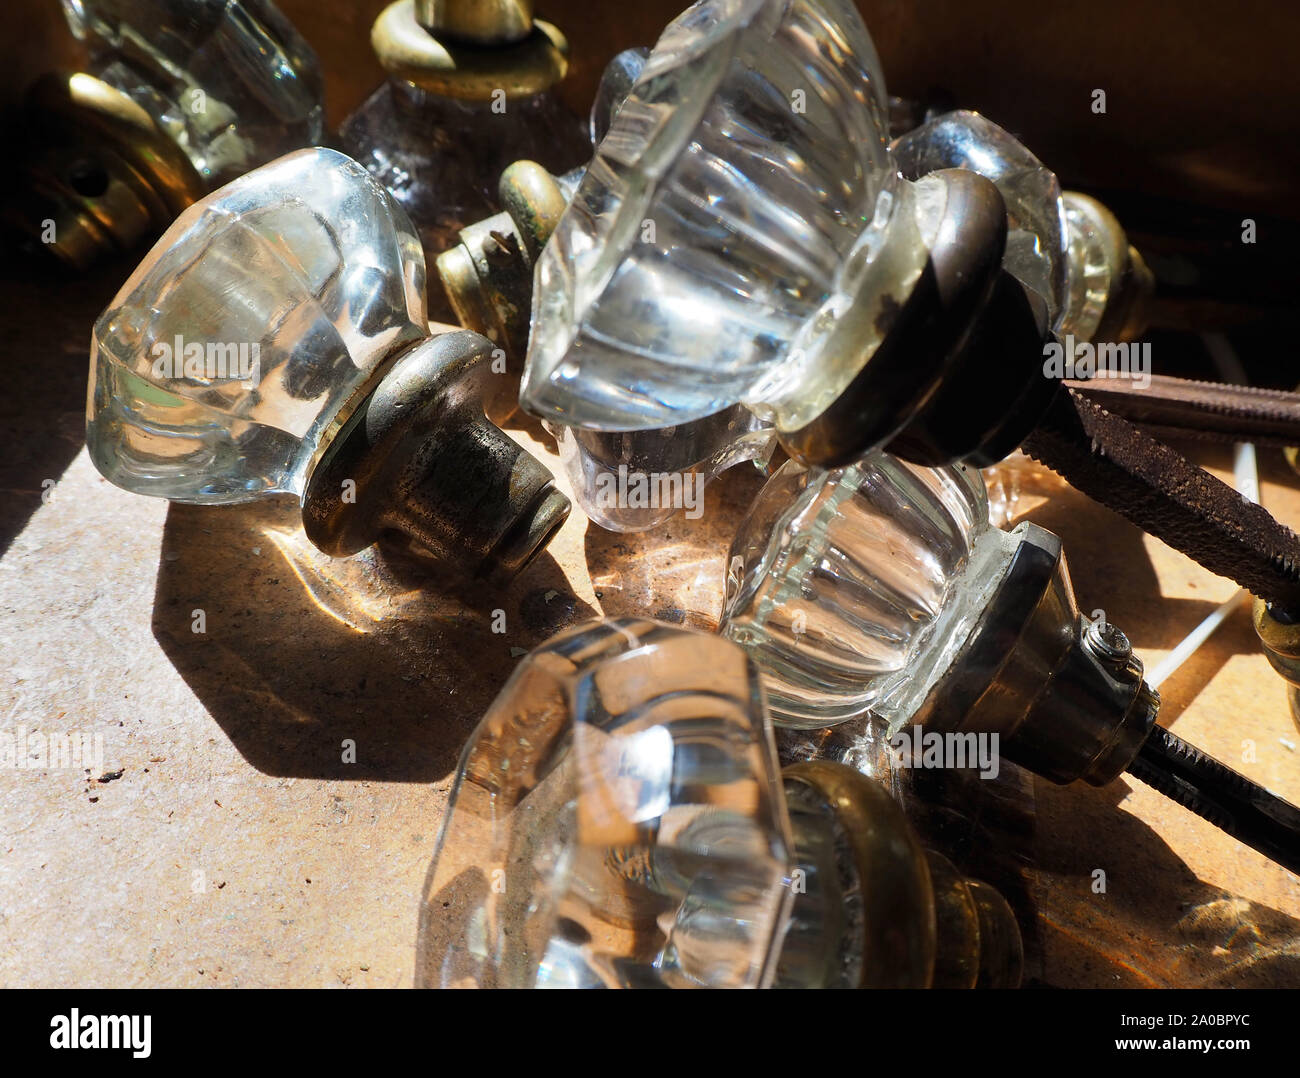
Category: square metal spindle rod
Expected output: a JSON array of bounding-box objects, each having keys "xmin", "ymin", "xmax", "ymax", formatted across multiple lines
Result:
[{"xmin": 1021, "ymin": 385, "xmax": 1300, "ymax": 616}]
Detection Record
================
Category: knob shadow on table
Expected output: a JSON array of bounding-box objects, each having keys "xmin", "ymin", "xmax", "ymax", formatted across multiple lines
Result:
[{"xmin": 150, "ymin": 497, "xmax": 594, "ymax": 782}]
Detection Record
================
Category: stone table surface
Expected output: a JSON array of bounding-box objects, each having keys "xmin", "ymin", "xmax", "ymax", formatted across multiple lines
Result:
[{"xmin": 2, "ymin": 258, "xmax": 1298, "ymax": 988}]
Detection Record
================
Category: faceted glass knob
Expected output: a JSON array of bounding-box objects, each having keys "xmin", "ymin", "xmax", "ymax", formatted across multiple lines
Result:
[
  {"xmin": 62, "ymin": 0, "xmax": 325, "ymax": 184},
  {"xmin": 420, "ymin": 619, "xmax": 1024, "ymax": 988},
  {"xmin": 87, "ymin": 147, "xmax": 569, "ymax": 579},
  {"xmin": 89, "ymin": 147, "xmax": 428, "ymax": 503},
  {"xmin": 421, "ymin": 619, "xmax": 794, "ymax": 989}
]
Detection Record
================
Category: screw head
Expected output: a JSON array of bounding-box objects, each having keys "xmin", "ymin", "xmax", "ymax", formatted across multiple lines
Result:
[{"xmin": 1084, "ymin": 618, "xmax": 1132, "ymax": 663}]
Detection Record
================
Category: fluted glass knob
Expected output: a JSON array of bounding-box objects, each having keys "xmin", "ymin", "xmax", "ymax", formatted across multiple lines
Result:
[
  {"xmin": 720, "ymin": 454, "xmax": 1157, "ymax": 785},
  {"xmin": 520, "ymin": 0, "xmax": 927, "ymax": 435},
  {"xmin": 88, "ymin": 147, "xmax": 569, "ymax": 579},
  {"xmin": 62, "ymin": 0, "xmax": 324, "ymax": 184},
  {"xmin": 422, "ymin": 619, "xmax": 793, "ymax": 989},
  {"xmin": 720, "ymin": 453, "xmax": 1001, "ymax": 728}
]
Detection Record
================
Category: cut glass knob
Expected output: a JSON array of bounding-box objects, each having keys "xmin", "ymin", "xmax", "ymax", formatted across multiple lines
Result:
[
  {"xmin": 721, "ymin": 452, "xmax": 1300, "ymax": 870},
  {"xmin": 421, "ymin": 618, "xmax": 1022, "ymax": 988},
  {"xmin": 422, "ymin": 618, "xmax": 794, "ymax": 989},
  {"xmin": 720, "ymin": 454, "xmax": 1156, "ymax": 785},
  {"xmin": 722, "ymin": 452, "xmax": 995, "ymax": 728},
  {"xmin": 62, "ymin": 0, "xmax": 324, "ymax": 183},
  {"xmin": 87, "ymin": 146, "xmax": 569, "ymax": 580}
]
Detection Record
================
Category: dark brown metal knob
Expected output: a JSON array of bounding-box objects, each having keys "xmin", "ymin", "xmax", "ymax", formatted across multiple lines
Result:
[
  {"xmin": 779, "ymin": 169, "xmax": 1010, "ymax": 469},
  {"xmin": 302, "ymin": 330, "xmax": 570, "ymax": 583}
]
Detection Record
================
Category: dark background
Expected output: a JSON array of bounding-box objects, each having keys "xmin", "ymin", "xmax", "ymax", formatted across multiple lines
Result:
[{"xmin": 7, "ymin": 0, "xmax": 1296, "ymax": 219}]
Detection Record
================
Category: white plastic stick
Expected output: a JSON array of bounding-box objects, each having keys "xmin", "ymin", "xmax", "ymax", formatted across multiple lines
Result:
[{"xmin": 1146, "ymin": 589, "xmax": 1248, "ymax": 690}]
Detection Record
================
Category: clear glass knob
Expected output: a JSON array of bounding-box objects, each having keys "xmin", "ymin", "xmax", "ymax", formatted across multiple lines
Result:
[
  {"xmin": 419, "ymin": 619, "xmax": 1025, "ymax": 988},
  {"xmin": 720, "ymin": 453, "xmax": 1016, "ymax": 728},
  {"xmin": 520, "ymin": 0, "xmax": 928, "ymax": 435},
  {"xmin": 62, "ymin": 0, "xmax": 324, "ymax": 184},
  {"xmin": 88, "ymin": 147, "xmax": 428, "ymax": 503},
  {"xmin": 720, "ymin": 453, "xmax": 1157, "ymax": 785},
  {"xmin": 87, "ymin": 146, "xmax": 569, "ymax": 578},
  {"xmin": 421, "ymin": 619, "xmax": 794, "ymax": 989},
  {"xmin": 1060, "ymin": 191, "xmax": 1154, "ymax": 342}
]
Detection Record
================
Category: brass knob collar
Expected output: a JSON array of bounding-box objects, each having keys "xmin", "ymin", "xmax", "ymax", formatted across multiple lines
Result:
[{"xmin": 372, "ymin": 0, "xmax": 568, "ymax": 101}]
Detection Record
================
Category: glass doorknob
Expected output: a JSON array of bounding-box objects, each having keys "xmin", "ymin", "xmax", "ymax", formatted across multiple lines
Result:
[
  {"xmin": 421, "ymin": 618, "xmax": 1022, "ymax": 988},
  {"xmin": 86, "ymin": 147, "xmax": 569, "ymax": 581},
  {"xmin": 515, "ymin": 0, "xmax": 1011, "ymax": 472}
]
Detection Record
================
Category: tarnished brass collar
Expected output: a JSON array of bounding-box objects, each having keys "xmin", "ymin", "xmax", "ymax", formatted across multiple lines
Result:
[
  {"xmin": 1063, "ymin": 191, "xmax": 1154, "ymax": 343},
  {"xmin": 437, "ymin": 161, "xmax": 566, "ymax": 419},
  {"xmin": 302, "ymin": 330, "xmax": 570, "ymax": 582},
  {"xmin": 1252, "ymin": 598, "xmax": 1300, "ymax": 725},
  {"xmin": 778, "ymin": 170, "xmax": 1009, "ymax": 470},
  {"xmin": 9, "ymin": 73, "xmax": 204, "ymax": 270},
  {"xmin": 372, "ymin": 0, "xmax": 568, "ymax": 100},
  {"xmin": 1253, "ymin": 598, "xmax": 1300, "ymax": 686},
  {"xmin": 783, "ymin": 760, "xmax": 937, "ymax": 988},
  {"xmin": 916, "ymin": 522, "xmax": 1159, "ymax": 787},
  {"xmin": 415, "ymin": 0, "xmax": 534, "ymax": 45},
  {"xmin": 782, "ymin": 760, "xmax": 1024, "ymax": 988}
]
